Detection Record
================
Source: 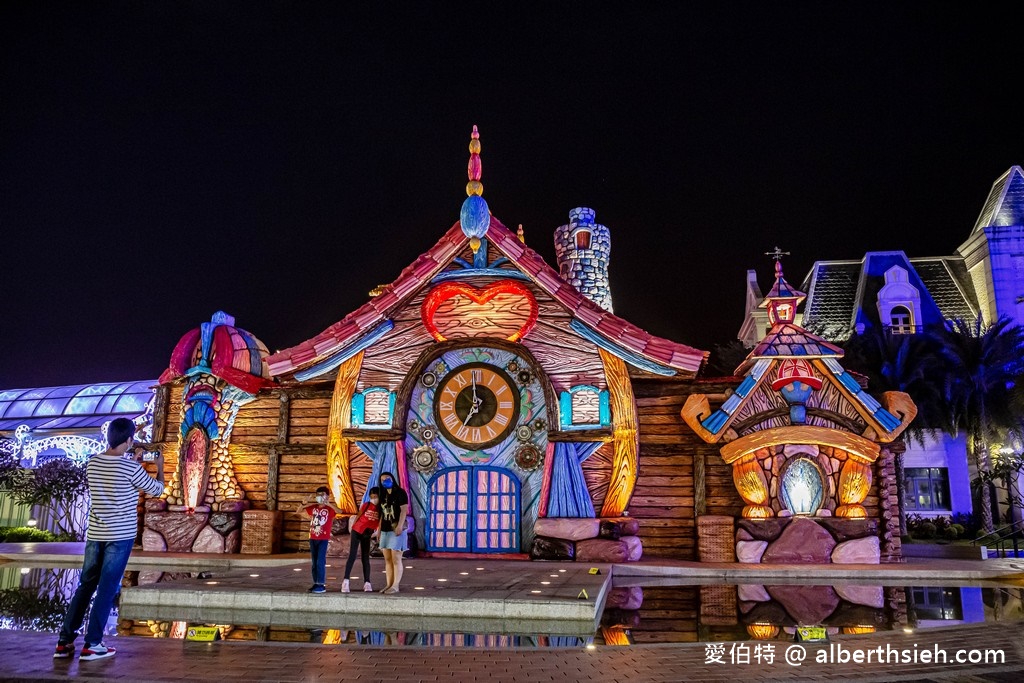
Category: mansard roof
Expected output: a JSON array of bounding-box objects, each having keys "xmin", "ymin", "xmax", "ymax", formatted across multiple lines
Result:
[
  {"xmin": 972, "ymin": 165, "xmax": 1024, "ymax": 234},
  {"xmin": 267, "ymin": 217, "xmax": 708, "ymax": 379},
  {"xmin": 799, "ymin": 251, "xmax": 977, "ymax": 338}
]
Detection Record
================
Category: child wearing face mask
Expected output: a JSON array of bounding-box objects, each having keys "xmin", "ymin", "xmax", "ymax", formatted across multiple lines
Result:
[
  {"xmin": 342, "ymin": 487, "xmax": 381, "ymax": 593},
  {"xmin": 299, "ymin": 486, "xmax": 343, "ymax": 593}
]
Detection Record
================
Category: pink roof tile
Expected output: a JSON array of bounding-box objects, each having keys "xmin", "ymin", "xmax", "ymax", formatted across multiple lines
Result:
[
  {"xmin": 267, "ymin": 217, "xmax": 707, "ymax": 377},
  {"xmin": 573, "ymin": 305, "xmax": 605, "ymax": 327}
]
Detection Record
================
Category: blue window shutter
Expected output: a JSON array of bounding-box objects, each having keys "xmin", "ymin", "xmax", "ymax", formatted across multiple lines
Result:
[
  {"xmin": 387, "ymin": 391, "xmax": 396, "ymax": 423},
  {"xmin": 599, "ymin": 390, "xmax": 611, "ymax": 426},
  {"xmin": 351, "ymin": 393, "xmax": 365, "ymax": 426},
  {"xmin": 559, "ymin": 391, "xmax": 572, "ymax": 428}
]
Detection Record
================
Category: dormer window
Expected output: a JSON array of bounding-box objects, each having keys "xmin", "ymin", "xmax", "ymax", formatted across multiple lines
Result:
[
  {"xmin": 877, "ymin": 265, "xmax": 921, "ymax": 335},
  {"xmin": 575, "ymin": 230, "xmax": 591, "ymax": 249}
]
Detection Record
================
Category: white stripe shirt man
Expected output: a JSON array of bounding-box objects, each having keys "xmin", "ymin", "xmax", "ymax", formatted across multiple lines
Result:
[{"xmin": 85, "ymin": 455, "xmax": 165, "ymax": 541}]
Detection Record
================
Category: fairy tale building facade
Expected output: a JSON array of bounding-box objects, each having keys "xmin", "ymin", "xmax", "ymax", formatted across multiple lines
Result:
[{"xmin": 140, "ymin": 128, "xmax": 909, "ymax": 562}]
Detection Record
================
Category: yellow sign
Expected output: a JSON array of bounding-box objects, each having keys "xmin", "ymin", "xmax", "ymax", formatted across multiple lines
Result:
[
  {"xmin": 577, "ymin": 589, "xmax": 589, "ymax": 600},
  {"xmin": 796, "ymin": 626, "xmax": 827, "ymax": 642},
  {"xmin": 588, "ymin": 568, "xmax": 601, "ymax": 575},
  {"xmin": 186, "ymin": 627, "xmax": 219, "ymax": 642}
]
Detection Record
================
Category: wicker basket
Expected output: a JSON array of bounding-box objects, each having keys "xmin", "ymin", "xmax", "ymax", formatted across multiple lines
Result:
[
  {"xmin": 700, "ymin": 584, "xmax": 739, "ymax": 625},
  {"xmin": 240, "ymin": 510, "xmax": 283, "ymax": 554},
  {"xmin": 697, "ymin": 515, "xmax": 736, "ymax": 563}
]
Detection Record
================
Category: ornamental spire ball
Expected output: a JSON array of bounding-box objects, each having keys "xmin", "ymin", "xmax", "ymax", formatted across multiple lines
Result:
[{"xmin": 460, "ymin": 125, "xmax": 490, "ymax": 253}]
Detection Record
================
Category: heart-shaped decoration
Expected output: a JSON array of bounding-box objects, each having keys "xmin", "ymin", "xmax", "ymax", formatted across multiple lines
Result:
[{"xmin": 421, "ymin": 280, "xmax": 538, "ymax": 342}]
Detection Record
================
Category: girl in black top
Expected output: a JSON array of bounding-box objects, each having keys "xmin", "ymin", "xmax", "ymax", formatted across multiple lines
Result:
[{"xmin": 376, "ymin": 471, "xmax": 408, "ymax": 593}]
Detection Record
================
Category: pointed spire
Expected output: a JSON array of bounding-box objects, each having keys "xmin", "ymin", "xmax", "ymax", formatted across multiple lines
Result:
[
  {"xmin": 517, "ymin": 224, "xmax": 525, "ymax": 243},
  {"xmin": 460, "ymin": 125, "xmax": 490, "ymax": 253},
  {"xmin": 758, "ymin": 247, "xmax": 805, "ymax": 325}
]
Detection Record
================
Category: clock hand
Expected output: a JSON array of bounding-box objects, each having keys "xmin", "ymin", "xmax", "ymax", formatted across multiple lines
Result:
[{"xmin": 462, "ymin": 403, "xmax": 479, "ymax": 426}]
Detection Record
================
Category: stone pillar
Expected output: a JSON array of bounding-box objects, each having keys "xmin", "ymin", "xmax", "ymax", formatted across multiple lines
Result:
[{"xmin": 877, "ymin": 445, "xmax": 903, "ymax": 562}]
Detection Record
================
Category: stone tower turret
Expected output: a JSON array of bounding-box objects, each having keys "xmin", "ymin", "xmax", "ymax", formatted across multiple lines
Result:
[{"xmin": 554, "ymin": 207, "xmax": 613, "ymax": 312}]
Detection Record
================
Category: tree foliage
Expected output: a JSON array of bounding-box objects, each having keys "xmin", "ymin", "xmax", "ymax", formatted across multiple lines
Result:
[{"xmin": 1, "ymin": 457, "xmax": 89, "ymax": 539}]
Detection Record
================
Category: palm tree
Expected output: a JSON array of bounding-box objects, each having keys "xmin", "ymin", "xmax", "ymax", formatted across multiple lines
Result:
[
  {"xmin": 929, "ymin": 315, "xmax": 1024, "ymax": 533},
  {"xmin": 843, "ymin": 326, "xmax": 944, "ymax": 535}
]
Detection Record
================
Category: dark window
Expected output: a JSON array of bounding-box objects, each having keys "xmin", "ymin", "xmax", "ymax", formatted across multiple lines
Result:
[
  {"xmin": 904, "ymin": 467, "xmax": 950, "ymax": 511},
  {"xmin": 889, "ymin": 305, "xmax": 913, "ymax": 334},
  {"xmin": 575, "ymin": 230, "xmax": 591, "ymax": 249},
  {"xmin": 910, "ymin": 586, "xmax": 963, "ymax": 620}
]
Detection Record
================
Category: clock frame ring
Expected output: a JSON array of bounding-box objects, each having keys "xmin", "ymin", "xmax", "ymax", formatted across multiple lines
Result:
[{"xmin": 432, "ymin": 361, "xmax": 521, "ymax": 450}]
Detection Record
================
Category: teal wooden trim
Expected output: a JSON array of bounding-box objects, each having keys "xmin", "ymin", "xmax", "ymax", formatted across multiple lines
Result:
[
  {"xmin": 351, "ymin": 387, "xmax": 394, "ymax": 429},
  {"xmin": 431, "ymin": 268, "xmax": 530, "ymax": 283},
  {"xmin": 559, "ymin": 391, "xmax": 572, "ymax": 428},
  {"xmin": 568, "ymin": 319, "xmax": 677, "ymax": 376},
  {"xmin": 351, "ymin": 393, "xmax": 365, "ymax": 425},
  {"xmin": 294, "ymin": 319, "xmax": 394, "ymax": 382},
  {"xmin": 564, "ymin": 385, "xmax": 609, "ymax": 428}
]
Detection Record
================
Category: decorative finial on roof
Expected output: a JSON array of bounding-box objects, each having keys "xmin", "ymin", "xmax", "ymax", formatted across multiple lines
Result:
[
  {"xmin": 517, "ymin": 224, "xmax": 525, "ymax": 243},
  {"xmin": 758, "ymin": 246, "xmax": 805, "ymax": 325},
  {"xmin": 460, "ymin": 125, "xmax": 490, "ymax": 253}
]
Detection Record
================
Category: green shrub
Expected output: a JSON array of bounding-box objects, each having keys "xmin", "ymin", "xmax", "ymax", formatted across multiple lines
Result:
[
  {"xmin": 942, "ymin": 526, "xmax": 960, "ymax": 540},
  {"xmin": 949, "ymin": 523, "xmax": 965, "ymax": 537},
  {"xmin": 915, "ymin": 522, "xmax": 937, "ymax": 540},
  {"xmin": 0, "ymin": 526, "xmax": 61, "ymax": 543}
]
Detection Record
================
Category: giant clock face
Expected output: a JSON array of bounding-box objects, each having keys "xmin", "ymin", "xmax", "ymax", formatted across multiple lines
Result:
[{"xmin": 434, "ymin": 363, "xmax": 520, "ymax": 449}]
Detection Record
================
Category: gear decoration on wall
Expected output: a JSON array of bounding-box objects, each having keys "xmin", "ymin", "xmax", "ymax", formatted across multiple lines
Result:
[
  {"xmin": 411, "ymin": 445, "xmax": 439, "ymax": 473},
  {"xmin": 532, "ymin": 418, "xmax": 547, "ymax": 432},
  {"xmin": 506, "ymin": 360, "xmax": 520, "ymax": 374},
  {"xmin": 421, "ymin": 372, "xmax": 437, "ymax": 388},
  {"xmin": 409, "ymin": 419, "xmax": 421, "ymax": 432},
  {"xmin": 516, "ymin": 369, "xmax": 533, "ymax": 385},
  {"xmin": 514, "ymin": 444, "xmax": 543, "ymax": 472},
  {"xmin": 515, "ymin": 424, "xmax": 534, "ymax": 442},
  {"xmin": 420, "ymin": 426, "xmax": 437, "ymax": 442}
]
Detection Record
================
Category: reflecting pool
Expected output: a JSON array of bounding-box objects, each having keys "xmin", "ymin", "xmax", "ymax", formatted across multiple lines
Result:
[{"xmin": 2, "ymin": 565, "xmax": 1021, "ymax": 648}]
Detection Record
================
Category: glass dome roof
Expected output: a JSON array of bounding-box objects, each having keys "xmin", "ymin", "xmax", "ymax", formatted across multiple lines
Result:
[{"xmin": 0, "ymin": 380, "xmax": 156, "ymax": 431}]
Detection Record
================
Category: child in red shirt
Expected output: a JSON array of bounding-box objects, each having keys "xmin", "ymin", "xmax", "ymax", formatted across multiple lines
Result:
[
  {"xmin": 342, "ymin": 487, "xmax": 381, "ymax": 593},
  {"xmin": 299, "ymin": 486, "xmax": 343, "ymax": 593}
]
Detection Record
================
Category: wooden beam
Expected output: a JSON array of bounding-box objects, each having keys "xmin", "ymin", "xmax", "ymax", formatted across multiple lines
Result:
[
  {"xmin": 598, "ymin": 348, "xmax": 640, "ymax": 517},
  {"xmin": 719, "ymin": 424, "xmax": 881, "ymax": 465},
  {"xmin": 266, "ymin": 447, "xmax": 280, "ymax": 511},
  {"xmin": 547, "ymin": 428, "xmax": 613, "ymax": 442},
  {"xmin": 152, "ymin": 384, "xmax": 170, "ymax": 443},
  {"xmin": 276, "ymin": 392, "xmax": 291, "ymax": 443},
  {"xmin": 694, "ymin": 451, "xmax": 706, "ymax": 516},
  {"xmin": 326, "ymin": 351, "xmax": 363, "ymax": 513},
  {"xmin": 342, "ymin": 428, "xmax": 405, "ymax": 441}
]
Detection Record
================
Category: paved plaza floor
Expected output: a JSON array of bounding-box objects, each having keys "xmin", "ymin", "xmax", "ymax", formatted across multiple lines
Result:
[{"xmin": 0, "ymin": 619, "xmax": 1021, "ymax": 682}]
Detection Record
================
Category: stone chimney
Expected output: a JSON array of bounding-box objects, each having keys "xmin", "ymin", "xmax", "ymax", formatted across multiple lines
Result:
[{"xmin": 554, "ymin": 207, "xmax": 613, "ymax": 312}]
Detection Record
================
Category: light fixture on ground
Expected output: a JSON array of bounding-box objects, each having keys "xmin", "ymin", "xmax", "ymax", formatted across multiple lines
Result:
[{"xmin": 26, "ymin": 518, "xmax": 37, "ymax": 527}]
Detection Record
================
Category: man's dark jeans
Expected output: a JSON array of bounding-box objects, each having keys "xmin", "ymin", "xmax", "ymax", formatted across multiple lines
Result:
[{"xmin": 58, "ymin": 539, "xmax": 134, "ymax": 647}]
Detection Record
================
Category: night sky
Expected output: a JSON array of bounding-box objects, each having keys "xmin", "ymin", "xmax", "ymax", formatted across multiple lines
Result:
[{"xmin": 3, "ymin": 3, "xmax": 1023, "ymax": 389}]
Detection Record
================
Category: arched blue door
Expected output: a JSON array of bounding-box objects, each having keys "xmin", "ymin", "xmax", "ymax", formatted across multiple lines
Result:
[{"xmin": 427, "ymin": 466, "xmax": 520, "ymax": 553}]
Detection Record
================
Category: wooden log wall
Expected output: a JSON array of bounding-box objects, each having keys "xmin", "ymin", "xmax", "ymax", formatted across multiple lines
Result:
[
  {"xmin": 630, "ymin": 377, "xmax": 742, "ymax": 560},
  {"xmin": 153, "ymin": 382, "xmax": 337, "ymax": 552}
]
